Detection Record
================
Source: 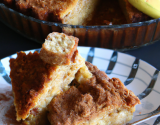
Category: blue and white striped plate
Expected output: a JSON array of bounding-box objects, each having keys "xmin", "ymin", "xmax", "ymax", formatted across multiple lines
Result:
[{"xmin": 0, "ymin": 47, "xmax": 160, "ymax": 125}]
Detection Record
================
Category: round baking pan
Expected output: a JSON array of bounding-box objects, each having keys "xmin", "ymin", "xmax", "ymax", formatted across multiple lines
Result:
[{"xmin": 0, "ymin": 3, "xmax": 160, "ymax": 51}]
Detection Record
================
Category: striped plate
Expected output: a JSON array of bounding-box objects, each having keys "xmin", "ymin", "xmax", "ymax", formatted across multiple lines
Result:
[{"xmin": 0, "ymin": 47, "xmax": 160, "ymax": 125}]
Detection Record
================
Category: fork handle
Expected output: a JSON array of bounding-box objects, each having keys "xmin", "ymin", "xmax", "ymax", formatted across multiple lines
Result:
[{"xmin": 127, "ymin": 111, "xmax": 160, "ymax": 125}]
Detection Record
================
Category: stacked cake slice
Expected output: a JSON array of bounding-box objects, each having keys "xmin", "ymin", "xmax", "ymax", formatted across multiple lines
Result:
[
  {"xmin": 10, "ymin": 32, "xmax": 91, "ymax": 124},
  {"xmin": 10, "ymin": 32, "xmax": 140, "ymax": 125}
]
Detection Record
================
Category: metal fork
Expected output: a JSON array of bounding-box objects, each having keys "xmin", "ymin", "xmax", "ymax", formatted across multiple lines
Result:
[{"xmin": 127, "ymin": 106, "xmax": 160, "ymax": 125}]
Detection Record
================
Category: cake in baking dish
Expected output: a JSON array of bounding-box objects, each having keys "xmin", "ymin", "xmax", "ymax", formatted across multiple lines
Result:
[
  {"xmin": 1, "ymin": 0, "xmax": 151, "ymax": 25},
  {"xmin": 9, "ymin": 32, "xmax": 91, "ymax": 124},
  {"xmin": 47, "ymin": 61, "xmax": 141, "ymax": 125}
]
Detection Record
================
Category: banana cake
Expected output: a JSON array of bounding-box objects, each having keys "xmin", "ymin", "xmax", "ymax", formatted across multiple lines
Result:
[
  {"xmin": 9, "ymin": 32, "xmax": 90, "ymax": 124},
  {"xmin": 47, "ymin": 62, "xmax": 141, "ymax": 125},
  {"xmin": 9, "ymin": 32, "xmax": 140, "ymax": 125},
  {"xmin": 1, "ymin": 0, "xmax": 151, "ymax": 25},
  {"xmin": 15, "ymin": 0, "xmax": 99, "ymax": 25}
]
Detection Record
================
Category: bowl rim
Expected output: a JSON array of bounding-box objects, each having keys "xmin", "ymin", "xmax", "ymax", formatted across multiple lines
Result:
[{"xmin": 0, "ymin": 2, "xmax": 160, "ymax": 29}]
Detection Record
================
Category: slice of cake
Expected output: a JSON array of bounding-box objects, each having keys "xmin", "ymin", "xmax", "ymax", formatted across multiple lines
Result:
[
  {"xmin": 40, "ymin": 32, "xmax": 79, "ymax": 65},
  {"xmin": 119, "ymin": 0, "xmax": 151, "ymax": 23},
  {"xmin": 47, "ymin": 61, "xmax": 141, "ymax": 125},
  {"xmin": 9, "ymin": 32, "xmax": 88, "ymax": 124},
  {"xmin": 15, "ymin": 0, "xmax": 99, "ymax": 25}
]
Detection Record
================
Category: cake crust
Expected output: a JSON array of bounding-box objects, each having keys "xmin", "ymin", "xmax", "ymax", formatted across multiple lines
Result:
[
  {"xmin": 15, "ymin": 0, "xmax": 79, "ymax": 21},
  {"xmin": 47, "ymin": 62, "xmax": 141, "ymax": 125},
  {"xmin": 15, "ymin": 0, "xmax": 97, "ymax": 25},
  {"xmin": 9, "ymin": 51, "xmax": 57, "ymax": 120},
  {"xmin": 85, "ymin": 61, "xmax": 140, "ymax": 107}
]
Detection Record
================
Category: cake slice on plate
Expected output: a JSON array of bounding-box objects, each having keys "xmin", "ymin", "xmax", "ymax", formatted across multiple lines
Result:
[
  {"xmin": 47, "ymin": 61, "xmax": 141, "ymax": 125},
  {"xmin": 10, "ymin": 32, "xmax": 140, "ymax": 125},
  {"xmin": 9, "ymin": 32, "xmax": 91, "ymax": 124}
]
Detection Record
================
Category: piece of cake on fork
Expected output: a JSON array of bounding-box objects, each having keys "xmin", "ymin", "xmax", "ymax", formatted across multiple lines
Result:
[{"xmin": 9, "ymin": 32, "xmax": 91, "ymax": 124}]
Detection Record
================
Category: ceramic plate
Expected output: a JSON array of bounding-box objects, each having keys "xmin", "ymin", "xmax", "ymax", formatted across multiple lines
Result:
[{"xmin": 0, "ymin": 47, "xmax": 160, "ymax": 125}]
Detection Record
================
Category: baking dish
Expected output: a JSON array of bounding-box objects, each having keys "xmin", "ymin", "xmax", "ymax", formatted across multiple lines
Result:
[{"xmin": 0, "ymin": 3, "xmax": 160, "ymax": 50}]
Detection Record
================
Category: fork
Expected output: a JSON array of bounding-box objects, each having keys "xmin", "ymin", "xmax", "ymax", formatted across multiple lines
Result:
[{"xmin": 127, "ymin": 106, "xmax": 160, "ymax": 125}]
